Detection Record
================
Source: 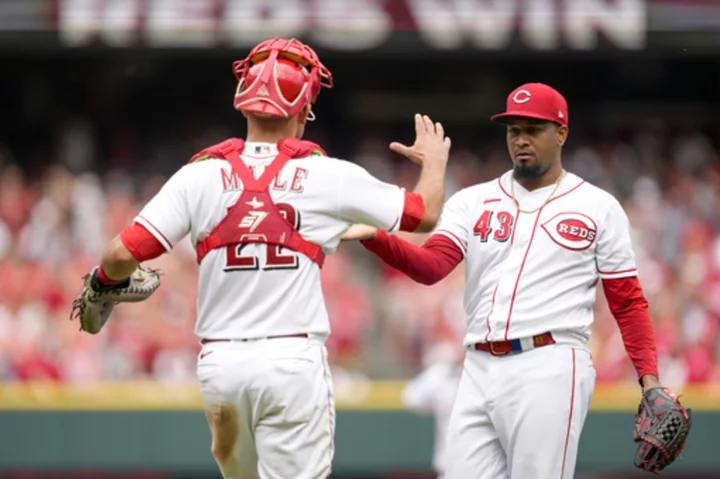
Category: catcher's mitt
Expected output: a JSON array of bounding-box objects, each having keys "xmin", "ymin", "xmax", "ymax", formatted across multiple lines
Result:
[
  {"xmin": 634, "ymin": 387, "xmax": 692, "ymax": 474},
  {"xmin": 69, "ymin": 266, "xmax": 161, "ymax": 334}
]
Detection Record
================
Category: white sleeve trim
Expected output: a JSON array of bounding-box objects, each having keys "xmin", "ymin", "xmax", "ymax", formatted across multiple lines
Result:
[
  {"xmin": 432, "ymin": 229, "xmax": 467, "ymax": 257},
  {"xmin": 135, "ymin": 216, "xmax": 173, "ymax": 252},
  {"xmin": 597, "ymin": 268, "xmax": 638, "ymax": 280}
]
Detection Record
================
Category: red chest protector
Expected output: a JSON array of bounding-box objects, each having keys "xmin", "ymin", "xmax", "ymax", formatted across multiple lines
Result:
[{"xmin": 190, "ymin": 138, "xmax": 326, "ymax": 267}]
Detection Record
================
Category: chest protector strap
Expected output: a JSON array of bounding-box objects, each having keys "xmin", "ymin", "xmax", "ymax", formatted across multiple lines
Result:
[{"xmin": 194, "ymin": 138, "xmax": 326, "ymax": 267}]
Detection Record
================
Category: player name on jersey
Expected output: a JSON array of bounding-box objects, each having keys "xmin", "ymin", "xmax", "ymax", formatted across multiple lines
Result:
[{"xmin": 221, "ymin": 166, "xmax": 309, "ymax": 193}]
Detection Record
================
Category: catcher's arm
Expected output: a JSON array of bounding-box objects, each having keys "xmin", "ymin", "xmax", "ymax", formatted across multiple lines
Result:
[
  {"xmin": 73, "ymin": 166, "xmax": 193, "ymax": 333},
  {"xmin": 100, "ymin": 235, "xmax": 141, "ymax": 282},
  {"xmin": 390, "ymin": 114, "xmax": 451, "ymax": 232},
  {"xmin": 101, "ymin": 222, "xmax": 168, "ymax": 282},
  {"xmin": 70, "ymin": 224, "xmax": 166, "ymax": 334}
]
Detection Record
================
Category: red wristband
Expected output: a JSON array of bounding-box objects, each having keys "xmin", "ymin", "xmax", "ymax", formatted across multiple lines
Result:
[{"xmin": 97, "ymin": 266, "xmax": 120, "ymax": 285}]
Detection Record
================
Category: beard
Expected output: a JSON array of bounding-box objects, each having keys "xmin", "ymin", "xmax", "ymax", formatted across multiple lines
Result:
[{"xmin": 513, "ymin": 162, "xmax": 548, "ymax": 180}]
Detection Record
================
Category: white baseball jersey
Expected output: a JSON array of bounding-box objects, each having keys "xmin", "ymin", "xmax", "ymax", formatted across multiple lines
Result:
[
  {"xmin": 135, "ymin": 142, "xmax": 405, "ymax": 340},
  {"xmin": 432, "ymin": 170, "xmax": 637, "ymax": 346}
]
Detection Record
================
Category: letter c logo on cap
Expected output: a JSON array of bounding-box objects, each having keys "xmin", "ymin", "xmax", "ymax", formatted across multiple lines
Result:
[{"xmin": 512, "ymin": 90, "xmax": 531, "ymax": 104}]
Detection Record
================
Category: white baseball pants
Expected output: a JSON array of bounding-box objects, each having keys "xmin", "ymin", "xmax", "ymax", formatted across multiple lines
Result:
[
  {"xmin": 444, "ymin": 345, "xmax": 596, "ymax": 479},
  {"xmin": 196, "ymin": 336, "xmax": 334, "ymax": 479}
]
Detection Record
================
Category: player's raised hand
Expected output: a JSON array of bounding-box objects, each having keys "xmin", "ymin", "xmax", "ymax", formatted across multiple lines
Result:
[
  {"xmin": 341, "ymin": 224, "xmax": 378, "ymax": 242},
  {"xmin": 390, "ymin": 114, "xmax": 451, "ymax": 167}
]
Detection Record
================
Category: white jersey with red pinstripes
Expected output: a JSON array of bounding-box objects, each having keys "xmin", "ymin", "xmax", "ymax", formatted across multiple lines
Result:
[
  {"xmin": 432, "ymin": 170, "xmax": 637, "ymax": 346},
  {"xmin": 134, "ymin": 142, "xmax": 405, "ymax": 341}
]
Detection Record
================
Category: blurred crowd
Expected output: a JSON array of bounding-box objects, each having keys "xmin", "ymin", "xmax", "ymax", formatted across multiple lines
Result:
[{"xmin": 0, "ymin": 124, "xmax": 719, "ymax": 388}]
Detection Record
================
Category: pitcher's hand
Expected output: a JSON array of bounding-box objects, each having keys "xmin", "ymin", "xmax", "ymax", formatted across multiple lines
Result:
[{"xmin": 341, "ymin": 224, "xmax": 378, "ymax": 242}]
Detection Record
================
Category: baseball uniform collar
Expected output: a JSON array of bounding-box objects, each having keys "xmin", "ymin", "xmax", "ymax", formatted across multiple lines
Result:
[
  {"xmin": 244, "ymin": 142, "xmax": 279, "ymax": 157},
  {"xmin": 500, "ymin": 170, "xmax": 584, "ymax": 199}
]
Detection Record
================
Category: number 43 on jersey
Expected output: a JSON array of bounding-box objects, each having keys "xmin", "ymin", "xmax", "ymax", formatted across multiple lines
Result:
[{"xmin": 474, "ymin": 210, "xmax": 515, "ymax": 243}]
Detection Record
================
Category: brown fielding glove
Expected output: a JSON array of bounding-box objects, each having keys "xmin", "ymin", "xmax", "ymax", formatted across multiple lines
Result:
[
  {"xmin": 634, "ymin": 387, "xmax": 691, "ymax": 474},
  {"xmin": 69, "ymin": 266, "xmax": 161, "ymax": 334}
]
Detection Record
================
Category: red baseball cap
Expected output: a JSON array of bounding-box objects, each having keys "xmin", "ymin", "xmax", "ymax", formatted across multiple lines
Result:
[{"xmin": 491, "ymin": 83, "xmax": 568, "ymax": 126}]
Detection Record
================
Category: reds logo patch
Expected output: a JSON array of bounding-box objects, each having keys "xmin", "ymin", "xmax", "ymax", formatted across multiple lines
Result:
[
  {"xmin": 512, "ymin": 89, "xmax": 531, "ymax": 104},
  {"xmin": 541, "ymin": 212, "xmax": 597, "ymax": 251}
]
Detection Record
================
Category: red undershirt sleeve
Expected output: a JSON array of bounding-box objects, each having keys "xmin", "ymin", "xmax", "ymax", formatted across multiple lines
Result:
[
  {"xmin": 119, "ymin": 222, "xmax": 167, "ymax": 262},
  {"xmin": 361, "ymin": 230, "xmax": 464, "ymax": 285},
  {"xmin": 601, "ymin": 276, "xmax": 659, "ymax": 380},
  {"xmin": 399, "ymin": 192, "xmax": 425, "ymax": 232}
]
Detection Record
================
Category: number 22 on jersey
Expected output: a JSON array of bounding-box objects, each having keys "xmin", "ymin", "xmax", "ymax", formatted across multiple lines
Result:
[
  {"xmin": 225, "ymin": 203, "xmax": 300, "ymax": 271},
  {"xmin": 473, "ymin": 210, "xmax": 515, "ymax": 243}
]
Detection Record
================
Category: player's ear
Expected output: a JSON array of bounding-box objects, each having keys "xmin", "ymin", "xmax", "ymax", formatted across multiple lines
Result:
[
  {"xmin": 557, "ymin": 125, "xmax": 568, "ymax": 147},
  {"xmin": 298, "ymin": 103, "xmax": 312, "ymax": 125}
]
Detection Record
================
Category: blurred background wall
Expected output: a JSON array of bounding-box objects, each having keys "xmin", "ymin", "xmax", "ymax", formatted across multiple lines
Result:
[{"xmin": 0, "ymin": 0, "xmax": 720, "ymax": 477}]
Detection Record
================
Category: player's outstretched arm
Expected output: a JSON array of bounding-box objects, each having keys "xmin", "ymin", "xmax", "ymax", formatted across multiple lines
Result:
[
  {"xmin": 391, "ymin": 114, "xmax": 451, "ymax": 232},
  {"xmin": 335, "ymin": 114, "xmax": 449, "ymax": 235},
  {"xmin": 341, "ymin": 224, "xmax": 379, "ymax": 242},
  {"xmin": 343, "ymin": 185, "xmax": 470, "ymax": 285},
  {"xmin": 345, "ymin": 228, "xmax": 462, "ymax": 285}
]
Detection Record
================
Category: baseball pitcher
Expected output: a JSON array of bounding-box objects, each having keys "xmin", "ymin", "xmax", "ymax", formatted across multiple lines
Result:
[{"xmin": 343, "ymin": 83, "xmax": 691, "ymax": 478}]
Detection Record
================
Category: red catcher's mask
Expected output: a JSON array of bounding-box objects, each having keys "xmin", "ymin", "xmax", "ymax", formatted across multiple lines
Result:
[{"xmin": 232, "ymin": 37, "xmax": 333, "ymax": 118}]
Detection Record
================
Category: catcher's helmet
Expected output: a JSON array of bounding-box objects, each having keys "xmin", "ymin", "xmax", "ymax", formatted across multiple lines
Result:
[{"xmin": 233, "ymin": 38, "xmax": 333, "ymax": 118}]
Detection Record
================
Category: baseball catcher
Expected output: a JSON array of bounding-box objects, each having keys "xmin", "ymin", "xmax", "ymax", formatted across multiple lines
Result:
[
  {"xmin": 64, "ymin": 34, "xmax": 451, "ymax": 479},
  {"xmin": 70, "ymin": 265, "xmax": 160, "ymax": 334},
  {"xmin": 634, "ymin": 387, "xmax": 692, "ymax": 474}
]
